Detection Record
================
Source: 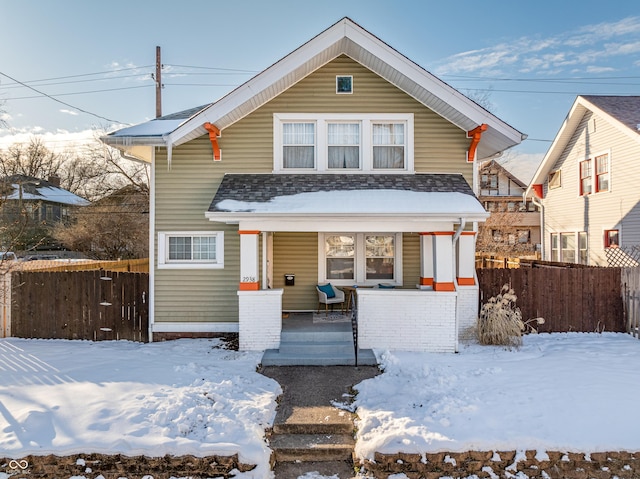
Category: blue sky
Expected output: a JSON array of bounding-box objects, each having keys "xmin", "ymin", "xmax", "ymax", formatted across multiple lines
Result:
[{"xmin": 1, "ymin": 0, "xmax": 640, "ymax": 161}]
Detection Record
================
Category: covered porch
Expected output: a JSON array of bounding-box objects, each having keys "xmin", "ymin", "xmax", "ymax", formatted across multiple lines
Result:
[{"xmin": 206, "ymin": 173, "xmax": 488, "ymax": 357}]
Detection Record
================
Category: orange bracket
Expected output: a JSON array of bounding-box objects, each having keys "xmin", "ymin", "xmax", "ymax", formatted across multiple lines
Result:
[
  {"xmin": 467, "ymin": 123, "xmax": 488, "ymax": 162},
  {"xmin": 204, "ymin": 122, "xmax": 221, "ymax": 161},
  {"xmin": 532, "ymin": 184, "xmax": 544, "ymax": 199}
]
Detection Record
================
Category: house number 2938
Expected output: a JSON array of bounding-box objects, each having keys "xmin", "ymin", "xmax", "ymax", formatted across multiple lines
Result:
[{"xmin": 242, "ymin": 276, "xmax": 256, "ymax": 282}]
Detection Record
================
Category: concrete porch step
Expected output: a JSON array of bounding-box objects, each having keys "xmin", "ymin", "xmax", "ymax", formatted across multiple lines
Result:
[
  {"xmin": 280, "ymin": 329, "xmax": 353, "ymax": 342},
  {"xmin": 279, "ymin": 340, "xmax": 355, "ymax": 355},
  {"xmin": 261, "ymin": 347, "xmax": 377, "ymax": 366},
  {"xmin": 270, "ymin": 433, "xmax": 355, "ymax": 462},
  {"xmin": 272, "ymin": 460, "xmax": 356, "ymax": 479},
  {"xmin": 272, "ymin": 405, "xmax": 354, "ymax": 435}
]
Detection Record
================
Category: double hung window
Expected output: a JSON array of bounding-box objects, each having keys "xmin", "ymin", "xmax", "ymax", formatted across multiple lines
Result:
[
  {"xmin": 282, "ymin": 123, "xmax": 315, "ymax": 169},
  {"xmin": 580, "ymin": 160, "xmax": 592, "ymax": 195}
]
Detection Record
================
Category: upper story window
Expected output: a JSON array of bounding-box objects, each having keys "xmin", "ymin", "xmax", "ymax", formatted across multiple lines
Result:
[
  {"xmin": 548, "ymin": 170, "xmax": 561, "ymax": 190},
  {"xmin": 595, "ymin": 153, "xmax": 610, "ymax": 192},
  {"xmin": 580, "ymin": 160, "xmax": 592, "ymax": 195},
  {"xmin": 480, "ymin": 172, "xmax": 498, "ymax": 190},
  {"xmin": 274, "ymin": 113, "xmax": 413, "ymax": 173},
  {"xmin": 336, "ymin": 75, "xmax": 353, "ymax": 94},
  {"xmin": 578, "ymin": 152, "xmax": 610, "ymax": 196}
]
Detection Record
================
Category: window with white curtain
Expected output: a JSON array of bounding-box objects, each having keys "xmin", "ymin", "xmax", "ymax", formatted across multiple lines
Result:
[
  {"xmin": 274, "ymin": 113, "xmax": 413, "ymax": 172},
  {"xmin": 328, "ymin": 123, "xmax": 360, "ymax": 169},
  {"xmin": 373, "ymin": 123, "xmax": 405, "ymax": 169},
  {"xmin": 283, "ymin": 122, "xmax": 315, "ymax": 169},
  {"xmin": 158, "ymin": 232, "xmax": 224, "ymax": 269}
]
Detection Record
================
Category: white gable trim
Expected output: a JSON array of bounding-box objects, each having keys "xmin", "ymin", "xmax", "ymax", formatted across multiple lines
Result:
[
  {"xmin": 155, "ymin": 18, "xmax": 523, "ymax": 157},
  {"xmin": 528, "ymin": 96, "xmax": 640, "ymax": 193}
]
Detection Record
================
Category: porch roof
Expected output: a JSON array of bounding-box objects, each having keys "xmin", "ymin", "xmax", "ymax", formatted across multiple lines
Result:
[{"xmin": 206, "ymin": 173, "xmax": 488, "ymax": 226}]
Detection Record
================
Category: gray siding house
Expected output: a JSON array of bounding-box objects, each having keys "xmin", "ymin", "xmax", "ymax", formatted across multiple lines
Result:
[{"xmin": 527, "ymin": 96, "xmax": 640, "ymax": 266}]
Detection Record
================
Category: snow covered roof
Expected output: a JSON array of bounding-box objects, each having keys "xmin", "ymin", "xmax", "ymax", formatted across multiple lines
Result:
[
  {"xmin": 207, "ymin": 173, "xmax": 488, "ymax": 224},
  {"xmin": 102, "ymin": 18, "xmax": 525, "ymax": 162},
  {"xmin": 491, "ymin": 155, "xmax": 542, "ymax": 186},
  {"xmin": 2, "ymin": 175, "xmax": 90, "ymax": 206}
]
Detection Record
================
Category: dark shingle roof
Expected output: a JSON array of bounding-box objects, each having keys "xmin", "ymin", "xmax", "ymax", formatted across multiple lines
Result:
[
  {"xmin": 209, "ymin": 173, "xmax": 475, "ymax": 212},
  {"xmin": 582, "ymin": 96, "xmax": 640, "ymax": 135},
  {"xmin": 158, "ymin": 104, "xmax": 212, "ymax": 121}
]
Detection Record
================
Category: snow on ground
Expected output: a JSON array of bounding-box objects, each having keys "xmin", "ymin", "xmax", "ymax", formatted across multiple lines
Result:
[
  {"xmin": 0, "ymin": 338, "xmax": 281, "ymax": 479},
  {"xmin": 353, "ymin": 332, "xmax": 640, "ymax": 461},
  {"xmin": 1, "ymin": 333, "xmax": 640, "ymax": 479}
]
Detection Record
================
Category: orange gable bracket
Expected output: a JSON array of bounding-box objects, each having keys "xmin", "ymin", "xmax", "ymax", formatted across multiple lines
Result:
[
  {"xmin": 467, "ymin": 123, "xmax": 488, "ymax": 162},
  {"xmin": 204, "ymin": 122, "xmax": 221, "ymax": 161}
]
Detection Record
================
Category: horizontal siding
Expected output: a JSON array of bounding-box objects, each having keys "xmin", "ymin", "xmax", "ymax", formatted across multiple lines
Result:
[
  {"xmin": 543, "ymin": 110, "xmax": 640, "ymax": 265},
  {"xmin": 273, "ymin": 232, "xmax": 319, "ymax": 311},
  {"xmin": 402, "ymin": 233, "xmax": 421, "ymax": 287},
  {"xmin": 153, "ymin": 55, "xmax": 475, "ymax": 324}
]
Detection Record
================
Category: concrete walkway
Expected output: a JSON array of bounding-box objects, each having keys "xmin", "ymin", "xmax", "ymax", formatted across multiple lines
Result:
[{"xmin": 261, "ymin": 365, "xmax": 380, "ymax": 478}]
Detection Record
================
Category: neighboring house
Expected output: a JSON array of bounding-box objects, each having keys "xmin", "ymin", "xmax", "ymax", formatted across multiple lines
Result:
[
  {"xmin": 477, "ymin": 157, "xmax": 541, "ymax": 255},
  {"xmin": 527, "ymin": 95, "xmax": 640, "ymax": 266},
  {"xmin": 0, "ymin": 175, "xmax": 90, "ymax": 250},
  {"xmin": 102, "ymin": 18, "xmax": 524, "ymax": 354}
]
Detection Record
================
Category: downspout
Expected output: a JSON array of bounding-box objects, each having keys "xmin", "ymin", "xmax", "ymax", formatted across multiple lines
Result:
[{"xmin": 452, "ymin": 218, "xmax": 466, "ymax": 354}]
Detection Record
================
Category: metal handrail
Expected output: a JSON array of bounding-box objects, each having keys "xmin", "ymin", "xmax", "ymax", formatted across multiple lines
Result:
[{"xmin": 350, "ymin": 290, "xmax": 358, "ymax": 366}]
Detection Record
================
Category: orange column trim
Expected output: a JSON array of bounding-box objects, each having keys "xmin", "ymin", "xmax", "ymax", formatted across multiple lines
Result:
[
  {"xmin": 204, "ymin": 122, "xmax": 221, "ymax": 161},
  {"xmin": 239, "ymin": 282, "xmax": 260, "ymax": 291},
  {"xmin": 432, "ymin": 231, "xmax": 455, "ymax": 236},
  {"xmin": 457, "ymin": 277, "xmax": 476, "ymax": 286},
  {"xmin": 420, "ymin": 277, "xmax": 434, "ymax": 286},
  {"xmin": 460, "ymin": 231, "xmax": 477, "ymax": 236},
  {"xmin": 467, "ymin": 123, "xmax": 488, "ymax": 163},
  {"xmin": 433, "ymin": 282, "xmax": 456, "ymax": 292},
  {"xmin": 238, "ymin": 230, "xmax": 261, "ymax": 235}
]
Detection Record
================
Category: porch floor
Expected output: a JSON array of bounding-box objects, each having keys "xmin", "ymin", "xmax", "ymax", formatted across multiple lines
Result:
[{"xmin": 261, "ymin": 313, "xmax": 378, "ymax": 366}]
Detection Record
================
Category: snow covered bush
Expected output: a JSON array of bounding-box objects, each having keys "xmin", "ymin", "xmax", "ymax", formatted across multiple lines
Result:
[{"xmin": 477, "ymin": 285, "xmax": 545, "ymax": 348}]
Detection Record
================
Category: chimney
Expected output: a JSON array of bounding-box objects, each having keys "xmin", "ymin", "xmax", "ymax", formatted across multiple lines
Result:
[{"xmin": 48, "ymin": 175, "xmax": 61, "ymax": 187}]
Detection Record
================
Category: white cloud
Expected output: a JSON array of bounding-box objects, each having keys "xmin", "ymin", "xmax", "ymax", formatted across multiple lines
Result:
[
  {"xmin": 59, "ymin": 109, "xmax": 79, "ymax": 116},
  {"xmin": 435, "ymin": 16, "xmax": 640, "ymax": 76},
  {"xmin": 585, "ymin": 65, "xmax": 616, "ymax": 74}
]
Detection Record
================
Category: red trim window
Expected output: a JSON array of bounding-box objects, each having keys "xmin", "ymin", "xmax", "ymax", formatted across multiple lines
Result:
[
  {"xmin": 579, "ymin": 160, "xmax": 592, "ymax": 195},
  {"xmin": 604, "ymin": 229, "xmax": 619, "ymax": 248},
  {"xmin": 595, "ymin": 154, "xmax": 609, "ymax": 192}
]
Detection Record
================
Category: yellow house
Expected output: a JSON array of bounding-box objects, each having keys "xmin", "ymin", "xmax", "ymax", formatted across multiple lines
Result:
[{"xmin": 102, "ymin": 18, "xmax": 525, "ymax": 363}]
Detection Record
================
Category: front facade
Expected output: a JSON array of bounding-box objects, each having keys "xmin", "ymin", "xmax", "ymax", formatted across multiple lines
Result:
[
  {"xmin": 477, "ymin": 159, "xmax": 540, "ymax": 255},
  {"xmin": 528, "ymin": 96, "xmax": 640, "ymax": 266},
  {"xmin": 103, "ymin": 19, "xmax": 524, "ymax": 353}
]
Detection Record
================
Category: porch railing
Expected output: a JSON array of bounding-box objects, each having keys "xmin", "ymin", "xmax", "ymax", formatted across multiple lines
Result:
[{"xmin": 349, "ymin": 290, "xmax": 358, "ymax": 366}]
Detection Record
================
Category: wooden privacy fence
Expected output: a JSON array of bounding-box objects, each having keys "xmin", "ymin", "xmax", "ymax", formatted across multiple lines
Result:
[
  {"xmin": 11, "ymin": 270, "xmax": 149, "ymax": 342},
  {"xmin": 477, "ymin": 267, "xmax": 625, "ymax": 333}
]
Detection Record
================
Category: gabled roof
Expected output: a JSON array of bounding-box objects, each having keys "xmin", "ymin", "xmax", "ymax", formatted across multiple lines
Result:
[
  {"xmin": 103, "ymin": 17, "xmax": 525, "ymax": 162},
  {"xmin": 1, "ymin": 175, "xmax": 90, "ymax": 206},
  {"xmin": 483, "ymin": 155, "xmax": 542, "ymax": 188},
  {"xmin": 207, "ymin": 173, "xmax": 488, "ymax": 222},
  {"xmin": 528, "ymin": 95, "xmax": 640, "ymax": 191}
]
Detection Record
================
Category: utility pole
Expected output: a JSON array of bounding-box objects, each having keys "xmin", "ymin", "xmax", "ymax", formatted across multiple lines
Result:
[{"xmin": 155, "ymin": 46, "xmax": 162, "ymax": 118}]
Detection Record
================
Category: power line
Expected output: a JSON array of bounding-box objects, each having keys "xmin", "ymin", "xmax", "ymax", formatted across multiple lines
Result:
[
  {"xmin": 6, "ymin": 84, "xmax": 152, "ymax": 101},
  {"xmin": 0, "ymin": 70, "xmax": 126, "ymax": 124},
  {"xmin": 0, "ymin": 73, "xmax": 150, "ymax": 90},
  {"xmin": 0, "ymin": 66, "xmax": 154, "ymax": 85},
  {"xmin": 163, "ymin": 63, "xmax": 258, "ymax": 73}
]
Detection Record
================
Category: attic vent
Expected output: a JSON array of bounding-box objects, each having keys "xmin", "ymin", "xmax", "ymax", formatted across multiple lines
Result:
[
  {"xmin": 588, "ymin": 118, "xmax": 596, "ymax": 134},
  {"xmin": 336, "ymin": 75, "xmax": 353, "ymax": 94}
]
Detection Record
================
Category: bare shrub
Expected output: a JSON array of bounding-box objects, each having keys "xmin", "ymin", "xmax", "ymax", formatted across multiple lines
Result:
[{"xmin": 477, "ymin": 284, "xmax": 545, "ymax": 348}]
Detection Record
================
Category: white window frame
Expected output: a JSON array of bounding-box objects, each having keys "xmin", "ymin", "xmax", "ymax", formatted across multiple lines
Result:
[
  {"xmin": 317, "ymin": 232, "xmax": 403, "ymax": 286},
  {"xmin": 274, "ymin": 113, "xmax": 414, "ymax": 173},
  {"xmin": 158, "ymin": 231, "xmax": 224, "ymax": 269},
  {"xmin": 336, "ymin": 75, "xmax": 353, "ymax": 94}
]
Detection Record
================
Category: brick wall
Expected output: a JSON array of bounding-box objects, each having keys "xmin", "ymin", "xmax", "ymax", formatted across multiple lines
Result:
[
  {"xmin": 357, "ymin": 290, "xmax": 457, "ymax": 352},
  {"xmin": 238, "ymin": 289, "xmax": 283, "ymax": 350},
  {"xmin": 456, "ymin": 285, "xmax": 479, "ymax": 341}
]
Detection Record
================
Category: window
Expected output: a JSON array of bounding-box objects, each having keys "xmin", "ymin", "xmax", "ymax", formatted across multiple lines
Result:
[
  {"xmin": 158, "ymin": 232, "xmax": 224, "ymax": 269},
  {"xmin": 551, "ymin": 232, "xmax": 587, "ymax": 264},
  {"xmin": 605, "ymin": 229, "xmax": 619, "ymax": 248},
  {"xmin": 328, "ymin": 123, "xmax": 360, "ymax": 169},
  {"xmin": 480, "ymin": 173, "xmax": 498, "ymax": 190},
  {"xmin": 548, "ymin": 170, "xmax": 561, "ymax": 189},
  {"xmin": 373, "ymin": 123, "xmax": 405, "ymax": 169},
  {"xmin": 320, "ymin": 233, "xmax": 402, "ymax": 285},
  {"xmin": 282, "ymin": 122, "xmax": 315, "ymax": 169},
  {"xmin": 595, "ymin": 153, "xmax": 609, "ymax": 192},
  {"xmin": 492, "ymin": 230, "xmax": 503, "ymax": 242},
  {"xmin": 517, "ymin": 230, "xmax": 530, "ymax": 244},
  {"xmin": 561, "ymin": 233, "xmax": 576, "ymax": 263},
  {"xmin": 580, "ymin": 160, "xmax": 592, "ymax": 195},
  {"xmin": 336, "ymin": 75, "xmax": 353, "ymax": 94},
  {"xmin": 551, "ymin": 234, "xmax": 560, "ymax": 262},
  {"xmin": 578, "ymin": 232, "xmax": 588, "ymax": 264},
  {"xmin": 274, "ymin": 113, "xmax": 413, "ymax": 172}
]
